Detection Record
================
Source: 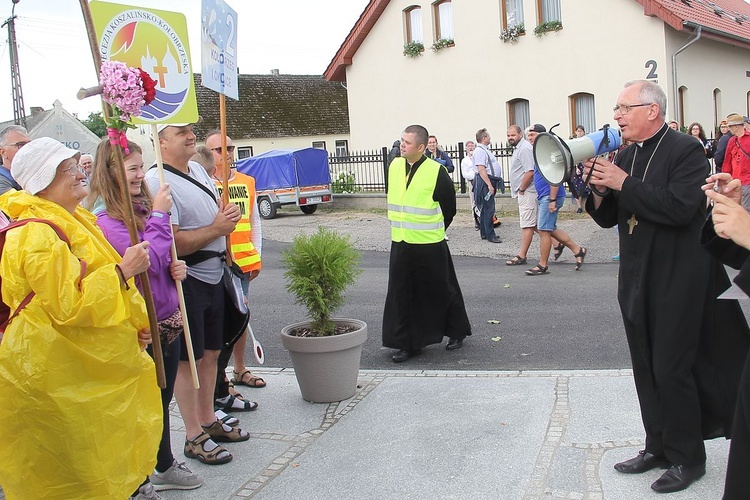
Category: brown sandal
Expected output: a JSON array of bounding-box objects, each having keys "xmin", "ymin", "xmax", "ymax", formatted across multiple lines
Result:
[
  {"xmin": 553, "ymin": 243, "xmax": 565, "ymax": 261},
  {"xmin": 574, "ymin": 247, "xmax": 587, "ymax": 271},
  {"xmin": 232, "ymin": 369, "xmax": 266, "ymax": 388},
  {"xmin": 506, "ymin": 255, "xmax": 527, "ymax": 266},
  {"xmin": 184, "ymin": 432, "xmax": 233, "ymax": 465},
  {"xmin": 202, "ymin": 420, "xmax": 250, "ymax": 442}
]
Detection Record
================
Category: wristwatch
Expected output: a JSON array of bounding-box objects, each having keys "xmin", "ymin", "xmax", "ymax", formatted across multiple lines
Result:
[{"xmin": 519, "ymin": 189, "xmax": 525, "ymax": 194}]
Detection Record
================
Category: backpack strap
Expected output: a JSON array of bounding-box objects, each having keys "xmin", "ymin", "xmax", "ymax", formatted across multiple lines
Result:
[
  {"xmin": 0, "ymin": 219, "xmax": 71, "ymax": 333},
  {"xmin": 152, "ymin": 163, "xmax": 218, "ymax": 204}
]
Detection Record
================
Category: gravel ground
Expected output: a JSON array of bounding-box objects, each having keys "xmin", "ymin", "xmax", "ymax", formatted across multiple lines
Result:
[{"xmin": 260, "ymin": 207, "xmax": 621, "ymax": 264}]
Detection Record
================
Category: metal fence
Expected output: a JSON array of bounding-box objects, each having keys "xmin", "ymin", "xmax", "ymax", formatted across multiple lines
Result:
[{"xmin": 328, "ymin": 142, "xmax": 515, "ymax": 194}]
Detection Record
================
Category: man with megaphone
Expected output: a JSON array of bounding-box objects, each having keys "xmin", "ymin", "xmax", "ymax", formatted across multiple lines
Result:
[{"xmin": 582, "ymin": 80, "xmax": 749, "ymax": 494}]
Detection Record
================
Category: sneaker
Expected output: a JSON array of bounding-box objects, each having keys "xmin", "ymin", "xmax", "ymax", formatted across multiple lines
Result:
[
  {"xmin": 151, "ymin": 459, "xmax": 203, "ymax": 491},
  {"xmin": 129, "ymin": 482, "xmax": 164, "ymax": 500},
  {"xmin": 612, "ymin": 255, "xmax": 620, "ymax": 261}
]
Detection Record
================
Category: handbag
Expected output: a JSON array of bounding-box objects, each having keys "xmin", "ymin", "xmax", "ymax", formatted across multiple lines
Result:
[{"xmin": 223, "ymin": 262, "xmax": 250, "ymax": 349}]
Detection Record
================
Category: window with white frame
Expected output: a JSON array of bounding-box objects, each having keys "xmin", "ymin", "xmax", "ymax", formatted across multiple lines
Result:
[
  {"xmin": 335, "ymin": 140, "xmax": 348, "ymax": 157},
  {"xmin": 434, "ymin": 1, "xmax": 453, "ymax": 40},
  {"xmin": 312, "ymin": 141, "xmax": 326, "ymax": 150},
  {"xmin": 503, "ymin": 0, "xmax": 524, "ymax": 29},
  {"xmin": 508, "ymin": 99, "xmax": 530, "ymax": 131},
  {"xmin": 571, "ymin": 93, "xmax": 595, "ymax": 137},
  {"xmin": 237, "ymin": 146, "xmax": 253, "ymax": 159},
  {"xmin": 405, "ymin": 6, "xmax": 423, "ymax": 43},
  {"xmin": 538, "ymin": 0, "xmax": 562, "ymax": 23}
]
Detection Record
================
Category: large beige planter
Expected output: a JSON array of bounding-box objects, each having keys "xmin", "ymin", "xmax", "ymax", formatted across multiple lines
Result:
[{"xmin": 280, "ymin": 318, "xmax": 367, "ymax": 403}]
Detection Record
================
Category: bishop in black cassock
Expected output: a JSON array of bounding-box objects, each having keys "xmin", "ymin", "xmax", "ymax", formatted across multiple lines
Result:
[{"xmin": 585, "ymin": 83, "xmax": 749, "ymax": 493}]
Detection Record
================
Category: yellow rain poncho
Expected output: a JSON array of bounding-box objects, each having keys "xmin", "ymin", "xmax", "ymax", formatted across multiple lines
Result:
[{"xmin": 0, "ymin": 191, "xmax": 161, "ymax": 499}]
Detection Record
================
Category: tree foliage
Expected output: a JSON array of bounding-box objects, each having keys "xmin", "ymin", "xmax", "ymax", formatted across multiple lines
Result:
[{"xmin": 80, "ymin": 111, "xmax": 107, "ymax": 138}]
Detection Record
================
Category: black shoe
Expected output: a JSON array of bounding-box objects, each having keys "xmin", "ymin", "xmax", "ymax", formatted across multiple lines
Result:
[
  {"xmin": 488, "ymin": 237, "xmax": 502, "ymax": 243},
  {"xmin": 446, "ymin": 338, "xmax": 463, "ymax": 351},
  {"xmin": 392, "ymin": 349, "xmax": 419, "ymax": 363},
  {"xmin": 651, "ymin": 464, "xmax": 706, "ymax": 493},
  {"xmin": 614, "ymin": 450, "xmax": 671, "ymax": 474}
]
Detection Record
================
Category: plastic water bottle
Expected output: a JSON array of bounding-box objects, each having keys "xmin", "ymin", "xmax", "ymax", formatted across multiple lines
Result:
[{"xmin": 484, "ymin": 191, "xmax": 491, "ymax": 201}]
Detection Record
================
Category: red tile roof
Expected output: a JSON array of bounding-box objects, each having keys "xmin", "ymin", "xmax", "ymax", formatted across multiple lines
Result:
[
  {"xmin": 324, "ymin": 0, "xmax": 750, "ymax": 83},
  {"xmin": 636, "ymin": 0, "xmax": 750, "ymax": 48}
]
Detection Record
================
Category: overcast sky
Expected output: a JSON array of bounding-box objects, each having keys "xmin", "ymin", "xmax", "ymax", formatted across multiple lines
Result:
[{"xmin": 0, "ymin": 0, "xmax": 368, "ymax": 121}]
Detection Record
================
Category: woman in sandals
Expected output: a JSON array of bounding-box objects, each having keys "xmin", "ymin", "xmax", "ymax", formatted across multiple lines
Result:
[
  {"xmin": 89, "ymin": 139, "xmax": 208, "ymax": 497},
  {"xmin": 0, "ymin": 138, "xmax": 161, "ymax": 499}
]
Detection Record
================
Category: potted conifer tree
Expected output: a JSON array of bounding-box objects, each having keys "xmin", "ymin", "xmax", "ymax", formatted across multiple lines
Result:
[{"xmin": 280, "ymin": 227, "xmax": 366, "ymax": 402}]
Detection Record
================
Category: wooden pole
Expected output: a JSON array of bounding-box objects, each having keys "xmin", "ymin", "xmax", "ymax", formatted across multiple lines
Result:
[
  {"xmin": 79, "ymin": 0, "xmax": 166, "ymax": 388},
  {"xmin": 219, "ymin": 94, "xmax": 234, "ymax": 266},
  {"xmin": 151, "ymin": 124, "xmax": 200, "ymax": 389}
]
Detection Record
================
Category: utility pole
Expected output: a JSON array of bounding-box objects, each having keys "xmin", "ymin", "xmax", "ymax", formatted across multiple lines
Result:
[{"xmin": 3, "ymin": 0, "xmax": 25, "ymax": 128}]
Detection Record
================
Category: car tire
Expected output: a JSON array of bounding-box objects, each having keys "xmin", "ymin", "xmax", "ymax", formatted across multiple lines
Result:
[{"xmin": 258, "ymin": 197, "xmax": 277, "ymax": 219}]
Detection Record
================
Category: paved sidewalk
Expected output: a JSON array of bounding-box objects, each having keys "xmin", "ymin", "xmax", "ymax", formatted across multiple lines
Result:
[{"xmin": 161, "ymin": 368, "xmax": 730, "ymax": 500}]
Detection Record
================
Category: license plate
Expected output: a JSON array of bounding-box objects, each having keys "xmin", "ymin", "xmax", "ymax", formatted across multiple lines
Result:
[{"xmin": 307, "ymin": 197, "xmax": 322, "ymax": 203}]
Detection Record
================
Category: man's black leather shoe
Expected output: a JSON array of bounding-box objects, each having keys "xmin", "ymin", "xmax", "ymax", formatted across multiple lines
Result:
[
  {"xmin": 651, "ymin": 463, "xmax": 706, "ymax": 493},
  {"xmin": 614, "ymin": 450, "xmax": 670, "ymax": 474},
  {"xmin": 392, "ymin": 349, "xmax": 419, "ymax": 363},
  {"xmin": 488, "ymin": 237, "xmax": 502, "ymax": 243},
  {"xmin": 446, "ymin": 339, "xmax": 463, "ymax": 351}
]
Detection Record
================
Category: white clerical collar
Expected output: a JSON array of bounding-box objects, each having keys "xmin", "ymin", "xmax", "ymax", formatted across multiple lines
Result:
[{"xmin": 636, "ymin": 123, "xmax": 668, "ymax": 147}]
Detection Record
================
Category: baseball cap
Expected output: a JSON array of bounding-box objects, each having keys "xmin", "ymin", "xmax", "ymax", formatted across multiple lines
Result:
[
  {"xmin": 726, "ymin": 113, "xmax": 744, "ymax": 126},
  {"xmin": 156, "ymin": 116, "xmax": 203, "ymax": 134},
  {"xmin": 12, "ymin": 137, "xmax": 80, "ymax": 195},
  {"xmin": 530, "ymin": 124, "xmax": 546, "ymax": 133}
]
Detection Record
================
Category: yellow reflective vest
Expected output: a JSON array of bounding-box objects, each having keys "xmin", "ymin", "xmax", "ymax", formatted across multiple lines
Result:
[
  {"xmin": 215, "ymin": 171, "xmax": 262, "ymax": 273},
  {"xmin": 387, "ymin": 157, "xmax": 445, "ymax": 244}
]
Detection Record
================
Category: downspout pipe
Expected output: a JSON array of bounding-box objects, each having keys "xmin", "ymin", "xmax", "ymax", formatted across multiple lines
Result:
[{"xmin": 672, "ymin": 25, "xmax": 702, "ymax": 125}]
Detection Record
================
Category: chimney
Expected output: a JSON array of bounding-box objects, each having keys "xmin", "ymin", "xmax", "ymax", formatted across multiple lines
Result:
[
  {"xmin": 30, "ymin": 106, "xmax": 44, "ymax": 117},
  {"xmin": 270, "ymin": 69, "xmax": 280, "ymax": 76}
]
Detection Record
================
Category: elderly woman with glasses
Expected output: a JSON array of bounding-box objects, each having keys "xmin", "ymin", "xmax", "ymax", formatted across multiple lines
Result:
[{"xmin": 0, "ymin": 137, "xmax": 162, "ymax": 499}]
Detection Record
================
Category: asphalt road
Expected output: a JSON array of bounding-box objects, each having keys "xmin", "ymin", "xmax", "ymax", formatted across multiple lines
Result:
[{"xmin": 246, "ymin": 238, "xmax": 630, "ymax": 371}]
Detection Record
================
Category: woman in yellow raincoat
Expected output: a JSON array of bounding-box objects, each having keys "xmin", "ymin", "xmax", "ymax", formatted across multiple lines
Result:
[{"xmin": 0, "ymin": 137, "xmax": 161, "ymax": 499}]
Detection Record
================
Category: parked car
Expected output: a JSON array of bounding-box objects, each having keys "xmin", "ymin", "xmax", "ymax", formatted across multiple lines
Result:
[{"xmin": 236, "ymin": 148, "xmax": 333, "ymax": 219}]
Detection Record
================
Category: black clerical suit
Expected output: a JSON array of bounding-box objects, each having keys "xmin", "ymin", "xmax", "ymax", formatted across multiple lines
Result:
[
  {"xmin": 382, "ymin": 156, "xmax": 471, "ymax": 351},
  {"xmin": 701, "ymin": 220, "xmax": 750, "ymax": 499},
  {"xmin": 587, "ymin": 123, "xmax": 749, "ymax": 467}
]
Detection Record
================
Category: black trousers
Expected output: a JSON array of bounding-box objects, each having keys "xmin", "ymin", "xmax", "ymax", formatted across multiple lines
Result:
[
  {"xmin": 724, "ymin": 352, "xmax": 750, "ymax": 499},
  {"xmin": 623, "ymin": 315, "xmax": 706, "ymax": 466}
]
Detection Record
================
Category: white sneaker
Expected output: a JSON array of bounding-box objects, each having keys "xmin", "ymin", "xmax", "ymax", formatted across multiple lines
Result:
[
  {"xmin": 150, "ymin": 459, "xmax": 203, "ymax": 491},
  {"xmin": 128, "ymin": 481, "xmax": 164, "ymax": 500}
]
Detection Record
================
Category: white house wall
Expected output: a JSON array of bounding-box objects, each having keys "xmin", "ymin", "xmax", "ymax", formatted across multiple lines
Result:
[{"xmin": 344, "ymin": 0, "xmax": 750, "ymax": 149}]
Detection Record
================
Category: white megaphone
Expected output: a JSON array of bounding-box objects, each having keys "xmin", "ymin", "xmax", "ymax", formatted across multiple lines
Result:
[{"xmin": 533, "ymin": 125, "xmax": 621, "ymax": 193}]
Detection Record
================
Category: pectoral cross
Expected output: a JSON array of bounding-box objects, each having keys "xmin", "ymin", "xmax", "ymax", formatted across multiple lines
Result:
[{"xmin": 627, "ymin": 214, "xmax": 638, "ymax": 235}]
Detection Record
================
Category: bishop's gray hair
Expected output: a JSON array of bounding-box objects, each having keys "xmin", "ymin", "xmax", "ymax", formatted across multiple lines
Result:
[{"xmin": 625, "ymin": 80, "xmax": 667, "ymax": 119}]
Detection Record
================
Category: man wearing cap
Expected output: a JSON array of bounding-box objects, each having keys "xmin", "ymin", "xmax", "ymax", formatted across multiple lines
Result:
[
  {"xmin": 144, "ymin": 123, "xmax": 250, "ymax": 465},
  {"xmin": 525, "ymin": 124, "xmax": 586, "ymax": 275},
  {"xmin": 714, "ymin": 120, "xmax": 732, "ymax": 172},
  {"xmin": 473, "ymin": 128, "xmax": 502, "ymax": 243},
  {"xmin": 0, "ymin": 125, "xmax": 30, "ymax": 195},
  {"xmin": 583, "ymin": 80, "xmax": 749, "ymax": 493},
  {"xmin": 723, "ymin": 113, "xmax": 750, "ymax": 211}
]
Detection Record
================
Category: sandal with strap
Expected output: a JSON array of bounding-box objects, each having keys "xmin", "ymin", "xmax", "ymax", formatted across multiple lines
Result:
[
  {"xmin": 232, "ymin": 369, "xmax": 266, "ymax": 388},
  {"xmin": 201, "ymin": 420, "xmax": 250, "ymax": 443},
  {"xmin": 574, "ymin": 247, "xmax": 587, "ymax": 271},
  {"xmin": 215, "ymin": 393, "xmax": 259, "ymax": 412},
  {"xmin": 553, "ymin": 243, "xmax": 565, "ymax": 261},
  {"xmin": 506, "ymin": 255, "xmax": 527, "ymax": 266},
  {"xmin": 525, "ymin": 264, "xmax": 549, "ymax": 276},
  {"xmin": 184, "ymin": 432, "xmax": 232, "ymax": 465},
  {"xmin": 214, "ymin": 409, "xmax": 239, "ymax": 427}
]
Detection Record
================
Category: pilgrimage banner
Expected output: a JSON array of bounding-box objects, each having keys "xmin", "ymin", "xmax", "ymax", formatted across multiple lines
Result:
[
  {"xmin": 90, "ymin": 0, "xmax": 200, "ymax": 124},
  {"xmin": 200, "ymin": 0, "xmax": 239, "ymax": 100}
]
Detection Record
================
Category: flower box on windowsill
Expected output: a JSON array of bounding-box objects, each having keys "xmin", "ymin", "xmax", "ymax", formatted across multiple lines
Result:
[
  {"xmin": 403, "ymin": 41, "xmax": 425, "ymax": 58},
  {"xmin": 533, "ymin": 20, "xmax": 563, "ymax": 37},
  {"xmin": 500, "ymin": 23, "xmax": 525, "ymax": 43},
  {"xmin": 430, "ymin": 38, "xmax": 455, "ymax": 52}
]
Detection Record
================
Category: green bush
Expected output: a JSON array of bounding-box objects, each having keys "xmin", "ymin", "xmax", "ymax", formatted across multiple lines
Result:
[
  {"xmin": 281, "ymin": 227, "xmax": 362, "ymax": 336},
  {"xmin": 331, "ymin": 171, "xmax": 360, "ymax": 193}
]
